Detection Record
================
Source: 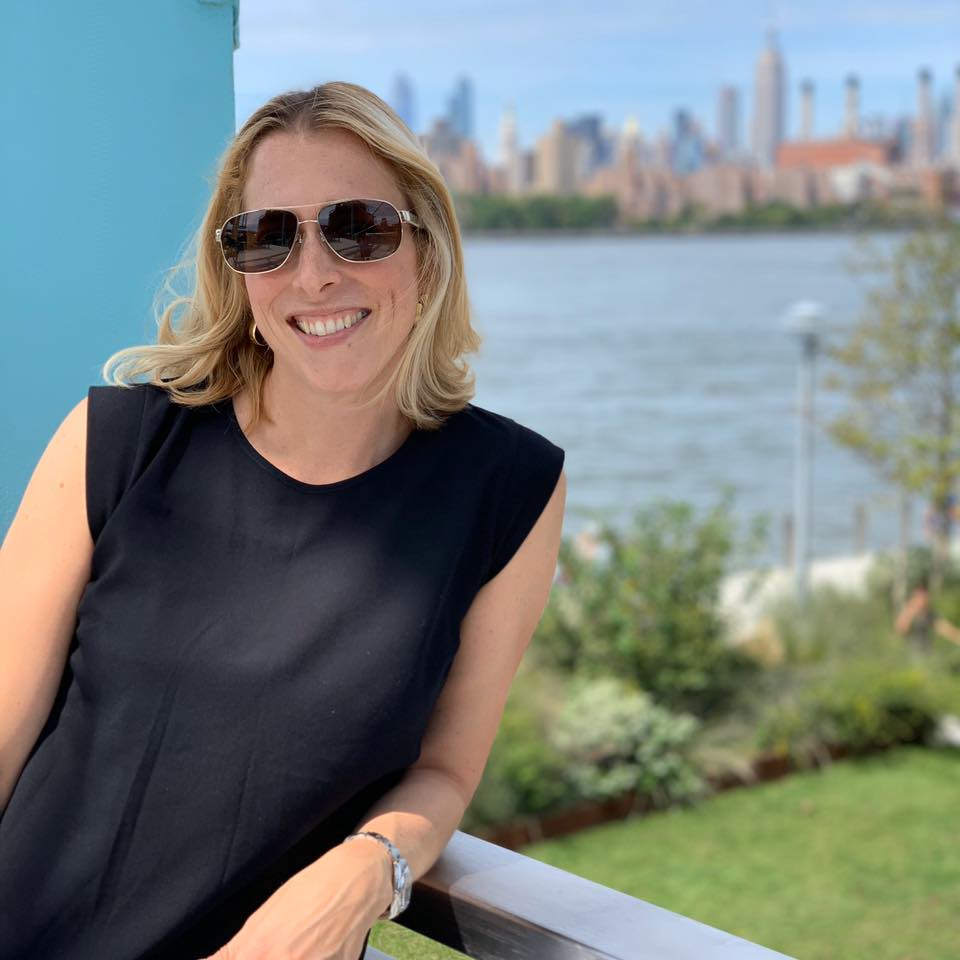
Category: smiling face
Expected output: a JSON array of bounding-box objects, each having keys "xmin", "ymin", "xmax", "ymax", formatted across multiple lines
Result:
[{"xmin": 240, "ymin": 127, "xmax": 420, "ymax": 401}]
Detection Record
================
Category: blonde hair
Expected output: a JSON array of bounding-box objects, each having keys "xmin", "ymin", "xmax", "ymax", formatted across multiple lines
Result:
[{"xmin": 103, "ymin": 81, "xmax": 480, "ymax": 431}]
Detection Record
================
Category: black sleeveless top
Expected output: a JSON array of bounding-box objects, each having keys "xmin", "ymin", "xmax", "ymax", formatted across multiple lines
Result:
[{"xmin": 0, "ymin": 383, "xmax": 565, "ymax": 959}]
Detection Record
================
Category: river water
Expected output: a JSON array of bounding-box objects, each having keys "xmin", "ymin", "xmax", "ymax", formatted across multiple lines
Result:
[{"xmin": 462, "ymin": 230, "xmax": 922, "ymax": 564}]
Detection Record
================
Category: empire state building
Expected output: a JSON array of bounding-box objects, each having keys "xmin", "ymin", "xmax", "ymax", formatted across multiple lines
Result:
[{"xmin": 752, "ymin": 30, "xmax": 786, "ymax": 168}]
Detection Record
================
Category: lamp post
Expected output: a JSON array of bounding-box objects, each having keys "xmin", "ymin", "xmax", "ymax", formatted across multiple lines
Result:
[{"xmin": 783, "ymin": 300, "xmax": 824, "ymax": 609}]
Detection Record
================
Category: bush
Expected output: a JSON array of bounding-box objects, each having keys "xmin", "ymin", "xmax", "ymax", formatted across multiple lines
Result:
[
  {"xmin": 755, "ymin": 659, "xmax": 960, "ymax": 764},
  {"xmin": 550, "ymin": 677, "xmax": 709, "ymax": 810},
  {"xmin": 534, "ymin": 491, "xmax": 766, "ymax": 719}
]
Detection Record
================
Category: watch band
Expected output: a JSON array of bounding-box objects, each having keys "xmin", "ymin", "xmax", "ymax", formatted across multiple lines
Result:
[{"xmin": 343, "ymin": 830, "xmax": 412, "ymax": 920}]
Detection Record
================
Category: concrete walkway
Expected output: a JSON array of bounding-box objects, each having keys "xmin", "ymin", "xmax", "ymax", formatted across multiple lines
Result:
[{"xmin": 719, "ymin": 551, "xmax": 880, "ymax": 636}]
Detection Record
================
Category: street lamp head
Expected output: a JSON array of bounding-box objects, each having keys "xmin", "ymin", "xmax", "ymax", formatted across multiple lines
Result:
[{"xmin": 783, "ymin": 299, "xmax": 825, "ymax": 345}]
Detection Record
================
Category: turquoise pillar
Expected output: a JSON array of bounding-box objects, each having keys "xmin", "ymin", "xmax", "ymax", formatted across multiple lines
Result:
[{"xmin": 0, "ymin": 0, "xmax": 239, "ymax": 534}]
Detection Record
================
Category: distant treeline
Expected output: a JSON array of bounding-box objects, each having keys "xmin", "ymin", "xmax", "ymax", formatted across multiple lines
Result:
[
  {"xmin": 453, "ymin": 194, "xmax": 948, "ymax": 233},
  {"xmin": 453, "ymin": 194, "xmax": 619, "ymax": 230}
]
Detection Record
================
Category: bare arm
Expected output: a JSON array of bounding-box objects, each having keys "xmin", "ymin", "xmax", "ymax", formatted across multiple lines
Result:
[
  {"xmin": 0, "ymin": 396, "xmax": 93, "ymax": 813},
  {"xmin": 935, "ymin": 617, "xmax": 960, "ymax": 646},
  {"xmin": 894, "ymin": 592, "xmax": 924, "ymax": 635}
]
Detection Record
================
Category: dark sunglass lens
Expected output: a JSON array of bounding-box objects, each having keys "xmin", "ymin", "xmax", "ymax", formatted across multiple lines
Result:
[
  {"xmin": 221, "ymin": 209, "xmax": 298, "ymax": 273},
  {"xmin": 318, "ymin": 200, "xmax": 402, "ymax": 262}
]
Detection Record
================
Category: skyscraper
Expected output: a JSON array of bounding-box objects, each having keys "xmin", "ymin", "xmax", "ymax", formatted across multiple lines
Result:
[
  {"xmin": 617, "ymin": 115, "xmax": 643, "ymax": 167},
  {"xmin": 497, "ymin": 104, "xmax": 525, "ymax": 195},
  {"xmin": 913, "ymin": 68, "xmax": 935, "ymax": 167},
  {"xmin": 446, "ymin": 76, "xmax": 474, "ymax": 141},
  {"xmin": 391, "ymin": 73, "xmax": 416, "ymax": 134},
  {"xmin": 799, "ymin": 80, "xmax": 814, "ymax": 140},
  {"xmin": 716, "ymin": 86, "xmax": 739, "ymax": 160},
  {"xmin": 844, "ymin": 75, "xmax": 860, "ymax": 138},
  {"xmin": 752, "ymin": 30, "xmax": 786, "ymax": 168},
  {"xmin": 952, "ymin": 66, "xmax": 960, "ymax": 168},
  {"xmin": 533, "ymin": 119, "xmax": 587, "ymax": 195},
  {"xmin": 671, "ymin": 109, "xmax": 704, "ymax": 173},
  {"xmin": 936, "ymin": 91, "xmax": 951, "ymax": 162},
  {"xmin": 566, "ymin": 113, "xmax": 608, "ymax": 176}
]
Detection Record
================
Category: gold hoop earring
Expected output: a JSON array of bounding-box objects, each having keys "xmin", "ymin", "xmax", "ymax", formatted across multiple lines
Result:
[
  {"xmin": 249, "ymin": 319, "xmax": 269, "ymax": 348},
  {"xmin": 415, "ymin": 300, "xmax": 423, "ymax": 324}
]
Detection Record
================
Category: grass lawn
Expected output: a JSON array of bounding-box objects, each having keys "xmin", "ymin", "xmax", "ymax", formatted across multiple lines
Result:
[{"xmin": 368, "ymin": 745, "xmax": 959, "ymax": 960}]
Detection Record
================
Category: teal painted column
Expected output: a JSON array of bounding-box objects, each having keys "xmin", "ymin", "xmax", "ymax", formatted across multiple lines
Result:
[{"xmin": 0, "ymin": 0, "xmax": 239, "ymax": 534}]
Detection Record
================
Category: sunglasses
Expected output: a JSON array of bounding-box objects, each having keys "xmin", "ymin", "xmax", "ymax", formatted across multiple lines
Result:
[{"xmin": 215, "ymin": 198, "xmax": 420, "ymax": 274}]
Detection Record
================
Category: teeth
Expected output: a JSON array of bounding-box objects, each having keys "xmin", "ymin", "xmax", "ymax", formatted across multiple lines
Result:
[{"xmin": 294, "ymin": 310, "xmax": 367, "ymax": 337}]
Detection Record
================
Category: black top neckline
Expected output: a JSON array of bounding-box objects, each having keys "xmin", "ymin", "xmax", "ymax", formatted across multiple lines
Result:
[{"xmin": 222, "ymin": 393, "xmax": 426, "ymax": 493}]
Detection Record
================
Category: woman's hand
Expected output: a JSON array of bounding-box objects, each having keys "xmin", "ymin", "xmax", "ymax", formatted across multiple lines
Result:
[{"xmin": 201, "ymin": 839, "xmax": 391, "ymax": 960}]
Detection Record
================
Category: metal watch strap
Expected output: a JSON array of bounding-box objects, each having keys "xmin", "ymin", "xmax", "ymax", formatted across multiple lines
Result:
[{"xmin": 344, "ymin": 830, "xmax": 412, "ymax": 920}]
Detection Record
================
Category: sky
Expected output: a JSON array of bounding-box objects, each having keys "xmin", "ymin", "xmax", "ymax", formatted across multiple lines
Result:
[{"xmin": 233, "ymin": 0, "xmax": 960, "ymax": 162}]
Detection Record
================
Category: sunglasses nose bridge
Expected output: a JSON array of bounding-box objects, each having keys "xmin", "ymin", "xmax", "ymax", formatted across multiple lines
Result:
[{"xmin": 289, "ymin": 216, "xmax": 344, "ymax": 269}]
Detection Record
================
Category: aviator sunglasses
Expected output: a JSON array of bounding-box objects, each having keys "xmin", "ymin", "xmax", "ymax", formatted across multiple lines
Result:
[{"xmin": 215, "ymin": 198, "xmax": 421, "ymax": 274}]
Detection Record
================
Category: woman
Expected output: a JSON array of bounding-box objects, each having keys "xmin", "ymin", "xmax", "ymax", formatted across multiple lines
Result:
[{"xmin": 0, "ymin": 82, "xmax": 566, "ymax": 959}]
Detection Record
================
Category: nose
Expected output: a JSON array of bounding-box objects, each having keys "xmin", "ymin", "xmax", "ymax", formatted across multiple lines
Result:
[{"xmin": 289, "ymin": 220, "xmax": 344, "ymax": 291}]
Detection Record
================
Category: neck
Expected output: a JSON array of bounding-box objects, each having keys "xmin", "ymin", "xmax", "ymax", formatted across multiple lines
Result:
[{"xmin": 236, "ymin": 368, "xmax": 411, "ymax": 485}]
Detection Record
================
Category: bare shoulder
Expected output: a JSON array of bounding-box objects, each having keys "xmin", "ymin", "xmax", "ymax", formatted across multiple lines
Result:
[
  {"xmin": 3, "ymin": 396, "xmax": 93, "ymax": 565},
  {"xmin": 1, "ymin": 394, "xmax": 93, "ymax": 806}
]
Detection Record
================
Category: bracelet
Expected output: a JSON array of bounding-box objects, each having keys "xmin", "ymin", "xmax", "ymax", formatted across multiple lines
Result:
[{"xmin": 343, "ymin": 830, "xmax": 412, "ymax": 920}]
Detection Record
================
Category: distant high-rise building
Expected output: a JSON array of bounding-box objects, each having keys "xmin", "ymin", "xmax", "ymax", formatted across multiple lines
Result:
[
  {"xmin": 844, "ymin": 75, "xmax": 860, "ymax": 138},
  {"xmin": 671, "ymin": 108, "xmax": 704, "ymax": 173},
  {"xmin": 566, "ymin": 113, "xmax": 608, "ymax": 176},
  {"xmin": 497, "ymin": 105, "xmax": 516, "ymax": 166},
  {"xmin": 752, "ymin": 29, "xmax": 787, "ymax": 168},
  {"xmin": 952, "ymin": 66, "xmax": 960, "ymax": 167},
  {"xmin": 446, "ymin": 76, "xmax": 474, "ymax": 141},
  {"xmin": 598, "ymin": 124, "xmax": 618, "ymax": 169},
  {"xmin": 860, "ymin": 114, "xmax": 888, "ymax": 141},
  {"xmin": 913, "ymin": 68, "xmax": 936, "ymax": 168},
  {"xmin": 391, "ymin": 73, "xmax": 416, "ymax": 134},
  {"xmin": 893, "ymin": 115, "xmax": 913, "ymax": 164},
  {"xmin": 533, "ymin": 119, "xmax": 588, "ymax": 194},
  {"xmin": 497, "ymin": 104, "xmax": 525, "ymax": 195},
  {"xmin": 936, "ymin": 91, "xmax": 951, "ymax": 161},
  {"xmin": 420, "ymin": 117, "xmax": 484, "ymax": 193},
  {"xmin": 800, "ymin": 80, "xmax": 814, "ymax": 140},
  {"xmin": 421, "ymin": 117, "xmax": 460, "ymax": 156},
  {"xmin": 716, "ymin": 86, "xmax": 739, "ymax": 160},
  {"xmin": 617, "ymin": 115, "xmax": 645, "ymax": 167}
]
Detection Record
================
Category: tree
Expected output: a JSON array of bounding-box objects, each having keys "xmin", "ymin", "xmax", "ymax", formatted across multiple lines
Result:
[{"xmin": 825, "ymin": 225, "xmax": 960, "ymax": 595}]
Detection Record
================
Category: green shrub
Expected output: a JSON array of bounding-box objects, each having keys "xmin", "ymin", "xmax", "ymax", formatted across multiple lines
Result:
[
  {"xmin": 550, "ymin": 677, "xmax": 709, "ymax": 810},
  {"xmin": 756, "ymin": 659, "xmax": 960, "ymax": 763},
  {"xmin": 534, "ymin": 491, "xmax": 766, "ymax": 719}
]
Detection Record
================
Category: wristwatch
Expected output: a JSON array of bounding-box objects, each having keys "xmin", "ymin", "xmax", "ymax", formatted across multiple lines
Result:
[{"xmin": 344, "ymin": 830, "xmax": 412, "ymax": 920}]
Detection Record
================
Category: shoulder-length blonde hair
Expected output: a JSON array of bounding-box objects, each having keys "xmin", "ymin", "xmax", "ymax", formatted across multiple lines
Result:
[{"xmin": 103, "ymin": 81, "xmax": 480, "ymax": 431}]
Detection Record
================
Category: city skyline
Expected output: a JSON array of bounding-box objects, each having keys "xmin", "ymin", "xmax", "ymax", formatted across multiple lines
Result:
[{"xmin": 235, "ymin": 0, "xmax": 960, "ymax": 161}]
